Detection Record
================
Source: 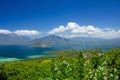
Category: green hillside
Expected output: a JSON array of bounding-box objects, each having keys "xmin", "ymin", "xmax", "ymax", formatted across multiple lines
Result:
[{"xmin": 0, "ymin": 48, "xmax": 120, "ymax": 80}]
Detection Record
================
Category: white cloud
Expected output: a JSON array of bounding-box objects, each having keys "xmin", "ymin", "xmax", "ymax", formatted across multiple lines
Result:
[
  {"xmin": 0, "ymin": 29, "xmax": 12, "ymax": 34},
  {"xmin": 0, "ymin": 29, "xmax": 41, "ymax": 37},
  {"xmin": 48, "ymin": 22, "xmax": 120, "ymax": 39},
  {"xmin": 14, "ymin": 30, "xmax": 40, "ymax": 36},
  {"xmin": 119, "ymin": 30, "xmax": 120, "ymax": 33},
  {"xmin": 48, "ymin": 26, "xmax": 67, "ymax": 34},
  {"xmin": 66, "ymin": 22, "xmax": 80, "ymax": 29}
]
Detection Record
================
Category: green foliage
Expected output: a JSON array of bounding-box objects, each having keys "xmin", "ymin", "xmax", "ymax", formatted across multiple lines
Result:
[{"xmin": 0, "ymin": 48, "xmax": 120, "ymax": 80}]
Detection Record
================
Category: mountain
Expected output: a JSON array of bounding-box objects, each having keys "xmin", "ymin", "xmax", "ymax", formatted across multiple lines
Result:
[
  {"xmin": 30, "ymin": 35, "xmax": 71, "ymax": 47},
  {"xmin": 0, "ymin": 33, "xmax": 119, "ymax": 48},
  {"xmin": 71, "ymin": 37, "xmax": 104, "ymax": 42},
  {"xmin": 0, "ymin": 33, "xmax": 31, "ymax": 45},
  {"xmin": 30, "ymin": 35, "xmax": 120, "ymax": 48},
  {"xmin": 71, "ymin": 37, "xmax": 120, "ymax": 48}
]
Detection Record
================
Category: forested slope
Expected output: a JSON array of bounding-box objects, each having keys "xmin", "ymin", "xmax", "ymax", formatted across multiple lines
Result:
[{"xmin": 0, "ymin": 48, "xmax": 120, "ymax": 80}]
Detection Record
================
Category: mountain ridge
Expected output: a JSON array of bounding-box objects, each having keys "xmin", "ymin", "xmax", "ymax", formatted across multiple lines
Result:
[
  {"xmin": 30, "ymin": 35, "xmax": 71, "ymax": 47},
  {"xmin": 0, "ymin": 33, "xmax": 31, "ymax": 45},
  {"xmin": 0, "ymin": 34, "xmax": 120, "ymax": 48}
]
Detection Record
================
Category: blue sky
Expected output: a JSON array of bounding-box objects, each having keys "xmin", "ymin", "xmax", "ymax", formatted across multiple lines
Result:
[{"xmin": 0, "ymin": 0, "xmax": 120, "ymax": 38}]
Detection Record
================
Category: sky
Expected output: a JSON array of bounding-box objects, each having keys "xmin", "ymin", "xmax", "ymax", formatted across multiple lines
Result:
[{"xmin": 0, "ymin": 0, "xmax": 120, "ymax": 39}]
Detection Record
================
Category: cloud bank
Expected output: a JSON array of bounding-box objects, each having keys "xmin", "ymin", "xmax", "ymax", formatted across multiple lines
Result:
[
  {"xmin": 0, "ymin": 22, "xmax": 120, "ymax": 39},
  {"xmin": 0, "ymin": 29, "xmax": 40, "ymax": 36},
  {"xmin": 0, "ymin": 29, "xmax": 12, "ymax": 34},
  {"xmin": 14, "ymin": 30, "xmax": 40, "ymax": 36},
  {"xmin": 48, "ymin": 22, "xmax": 120, "ymax": 39}
]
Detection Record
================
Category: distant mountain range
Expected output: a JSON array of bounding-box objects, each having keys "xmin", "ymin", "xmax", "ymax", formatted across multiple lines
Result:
[
  {"xmin": 0, "ymin": 33, "xmax": 30, "ymax": 45},
  {"xmin": 30, "ymin": 35, "xmax": 71, "ymax": 47},
  {"xmin": 30, "ymin": 35, "xmax": 120, "ymax": 48},
  {"xmin": 0, "ymin": 33, "xmax": 120, "ymax": 48},
  {"xmin": 71, "ymin": 37, "xmax": 120, "ymax": 47}
]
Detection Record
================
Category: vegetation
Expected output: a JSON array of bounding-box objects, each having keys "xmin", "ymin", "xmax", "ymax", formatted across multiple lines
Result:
[{"xmin": 0, "ymin": 48, "xmax": 120, "ymax": 80}]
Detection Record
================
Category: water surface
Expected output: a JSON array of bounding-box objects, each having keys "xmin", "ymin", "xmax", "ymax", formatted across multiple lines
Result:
[{"xmin": 0, "ymin": 45, "xmax": 116, "ymax": 62}]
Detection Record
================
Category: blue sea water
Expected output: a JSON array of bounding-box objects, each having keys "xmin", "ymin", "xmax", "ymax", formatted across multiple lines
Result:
[
  {"xmin": 0, "ymin": 45, "xmax": 116, "ymax": 62},
  {"xmin": 0, "ymin": 45, "xmax": 55, "ymax": 61}
]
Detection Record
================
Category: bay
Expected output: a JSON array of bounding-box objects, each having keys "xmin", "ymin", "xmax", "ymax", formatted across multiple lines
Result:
[{"xmin": 0, "ymin": 45, "xmax": 117, "ymax": 62}]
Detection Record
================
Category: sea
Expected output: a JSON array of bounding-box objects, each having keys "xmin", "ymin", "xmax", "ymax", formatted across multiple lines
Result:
[{"xmin": 0, "ymin": 45, "xmax": 117, "ymax": 62}]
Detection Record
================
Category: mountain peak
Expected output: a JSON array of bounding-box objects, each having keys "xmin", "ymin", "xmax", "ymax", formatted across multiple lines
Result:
[
  {"xmin": 30, "ymin": 35, "xmax": 70, "ymax": 47},
  {"xmin": 44, "ymin": 35, "xmax": 62, "ymax": 39}
]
